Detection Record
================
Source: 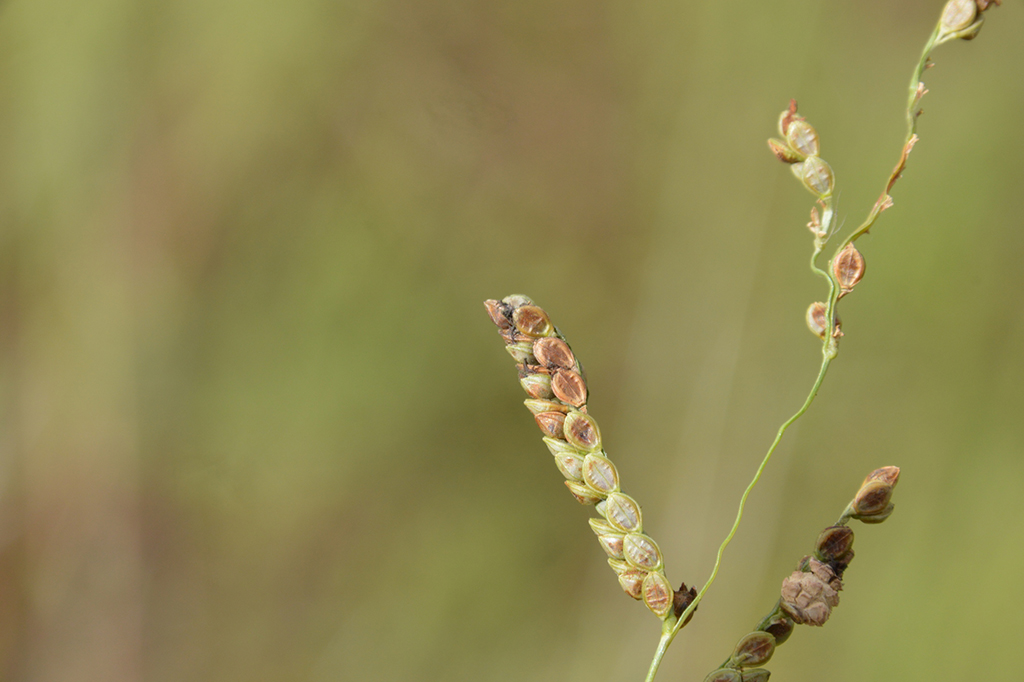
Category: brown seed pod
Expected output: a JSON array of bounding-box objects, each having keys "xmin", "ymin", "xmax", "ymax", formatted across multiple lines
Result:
[
  {"xmin": 603, "ymin": 492, "xmax": 643, "ymax": 533},
  {"xmin": 582, "ymin": 453, "xmax": 620, "ymax": 494},
  {"xmin": 534, "ymin": 411, "xmax": 567, "ymax": 439},
  {"xmin": 763, "ymin": 613, "xmax": 795, "ymax": 645},
  {"xmin": 642, "ymin": 571, "xmax": 674, "ymax": 618},
  {"xmin": 851, "ymin": 479, "xmax": 894, "ymax": 517},
  {"xmin": 533, "ymin": 337, "xmax": 576, "ymax": 369},
  {"xmin": 563, "ymin": 410, "xmax": 601, "ymax": 452},
  {"xmin": 551, "ymin": 369, "xmax": 587, "ymax": 407},
  {"xmin": 565, "ymin": 480, "xmax": 604, "ymax": 505},
  {"xmin": 729, "ymin": 631, "xmax": 776, "ymax": 668},
  {"xmin": 512, "ymin": 305, "xmax": 554, "ymax": 337},
  {"xmin": 623, "ymin": 533, "xmax": 663, "ymax": 571},
  {"xmin": 484, "ymin": 299, "xmax": 512, "ymax": 331},
  {"xmin": 805, "ymin": 301, "xmax": 829, "ymax": 340},
  {"xmin": 863, "ymin": 465, "xmax": 900, "ymax": 488},
  {"xmin": 768, "ymin": 138, "xmax": 803, "ymax": 164},
  {"xmin": 814, "ymin": 525, "xmax": 855, "ymax": 566},
  {"xmin": 833, "ymin": 243, "xmax": 866, "ymax": 295}
]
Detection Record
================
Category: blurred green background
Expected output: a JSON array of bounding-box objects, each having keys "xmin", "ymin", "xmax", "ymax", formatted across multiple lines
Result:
[{"xmin": 1, "ymin": 1, "xmax": 1021, "ymax": 680}]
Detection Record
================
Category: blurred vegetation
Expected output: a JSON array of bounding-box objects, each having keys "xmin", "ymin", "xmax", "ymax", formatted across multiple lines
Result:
[{"xmin": 0, "ymin": 1, "xmax": 1021, "ymax": 681}]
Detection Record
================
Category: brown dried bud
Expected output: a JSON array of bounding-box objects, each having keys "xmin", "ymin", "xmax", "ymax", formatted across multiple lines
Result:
[
  {"xmin": 603, "ymin": 492, "xmax": 643, "ymax": 533},
  {"xmin": 565, "ymin": 480, "xmax": 604, "ymax": 505},
  {"xmin": 792, "ymin": 155, "xmax": 834, "ymax": 197},
  {"xmin": 814, "ymin": 525, "xmax": 855, "ymax": 566},
  {"xmin": 768, "ymin": 138, "xmax": 803, "ymax": 164},
  {"xmin": 785, "ymin": 119, "xmax": 820, "ymax": 157},
  {"xmin": 941, "ymin": 0, "xmax": 977, "ymax": 32},
  {"xmin": 582, "ymin": 453, "xmax": 620, "ymax": 494},
  {"xmin": 863, "ymin": 465, "xmax": 900, "ymax": 488},
  {"xmin": 833, "ymin": 243, "xmax": 866, "ymax": 295},
  {"xmin": 673, "ymin": 582, "xmax": 697, "ymax": 619},
  {"xmin": 484, "ymin": 299, "xmax": 512, "ymax": 331},
  {"xmin": 534, "ymin": 411, "xmax": 567, "ymax": 439},
  {"xmin": 729, "ymin": 631, "xmax": 776, "ymax": 668},
  {"xmin": 524, "ymin": 399, "xmax": 569, "ymax": 416},
  {"xmin": 642, "ymin": 571, "xmax": 674, "ymax": 618},
  {"xmin": 512, "ymin": 305, "xmax": 554, "ymax": 337},
  {"xmin": 851, "ymin": 479, "xmax": 894, "ymax": 519},
  {"xmin": 563, "ymin": 410, "xmax": 601, "ymax": 452},
  {"xmin": 551, "ymin": 369, "xmax": 588, "ymax": 407},
  {"xmin": 780, "ymin": 559, "xmax": 841, "ymax": 626},
  {"xmin": 806, "ymin": 301, "xmax": 828, "ymax": 339},
  {"xmin": 519, "ymin": 373, "xmax": 553, "ymax": 400},
  {"xmin": 704, "ymin": 669, "xmax": 742, "ymax": 682},
  {"xmin": 763, "ymin": 613, "xmax": 795, "ymax": 645},
  {"xmin": 553, "ymin": 452, "xmax": 585, "ymax": 481},
  {"xmin": 533, "ymin": 337, "xmax": 576, "ymax": 369},
  {"xmin": 623, "ymin": 533, "xmax": 663, "ymax": 571}
]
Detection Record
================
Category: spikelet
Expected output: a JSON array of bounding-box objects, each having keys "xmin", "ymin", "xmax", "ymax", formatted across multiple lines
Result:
[{"xmin": 485, "ymin": 295, "xmax": 679, "ymax": 618}]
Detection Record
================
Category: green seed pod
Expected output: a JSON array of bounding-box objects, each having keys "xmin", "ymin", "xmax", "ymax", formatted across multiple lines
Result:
[
  {"xmin": 704, "ymin": 669, "xmax": 742, "ymax": 682},
  {"xmin": 583, "ymin": 453, "xmax": 620, "ymax": 494},
  {"xmin": 524, "ymin": 399, "xmax": 569, "ymax": 415},
  {"xmin": 763, "ymin": 614, "xmax": 795, "ymax": 645},
  {"xmin": 941, "ymin": 0, "xmax": 977, "ymax": 32},
  {"xmin": 623, "ymin": 533, "xmax": 663, "ymax": 571},
  {"xmin": 542, "ymin": 436, "xmax": 580, "ymax": 457},
  {"xmin": 533, "ymin": 336, "xmax": 576, "ymax": 369},
  {"xmin": 603, "ymin": 492, "xmax": 643, "ymax": 533},
  {"xmin": 565, "ymin": 480, "xmax": 604, "ymax": 505},
  {"xmin": 519, "ymin": 373, "xmax": 553, "ymax": 400},
  {"xmin": 597, "ymin": 532, "xmax": 626, "ymax": 559},
  {"xmin": 563, "ymin": 410, "xmax": 601, "ymax": 452},
  {"xmin": 589, "ymin": 518, "xmax": 617, "ymax": 536},
  {"xmin": 785, "ymin": 119, "xmax": 820, "ymax": 157},
  {"xmin": 792, "ymin": 155, "xmax": 834, "ymax": 197},
  {"xmin": 741, "ymin": 669, "xmax": 771, "ymax": 682},
  {"xmin": 534, "ymin": 411, "xmax": 567, "ymax": 439},
  {"xmin": 642, "ymin": 571, "xmax": 674, "ymax": 618},
  {"xmin": 729, "ymin": 632, "xmax": 776, "ymax": 668},
  {"xmin": 505, "ymin": 341, "xmax": 536, "ymax": 363},
  {"xmin": 512, "ymin": 305, "xmax": 554, "ymax": 337},
  {"xmin": 553, "ymin": 452, "xmax": 585, "ymax": 481},
  {"xmin": 767, "ymin": 138, "xmax": 803, "ymax": 164},
  {"xmin": 618, "ymin": 569, "xmax": 647, "ymax": 600},
  {"xmin": 607, "ymin": 557, "xmax": 630, "ymax": 573},
  {"xmin": 814, "ymin": 526, "xmax": 855, "ymax": 565}
]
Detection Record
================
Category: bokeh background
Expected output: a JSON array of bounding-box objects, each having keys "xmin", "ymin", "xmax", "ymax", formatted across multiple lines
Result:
[{"xmin": 1, "ymin": 0, "xmax": 1022, "ymax": 680}]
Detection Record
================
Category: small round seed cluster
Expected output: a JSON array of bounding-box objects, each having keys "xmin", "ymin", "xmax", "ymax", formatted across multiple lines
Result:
[
  {"xmin": 767, "ymin": 100, "xmax": 834, "ymax": 200},
  {"xmin": 485, "ymin": 295, "xmax": 675, "ymax": 618}
]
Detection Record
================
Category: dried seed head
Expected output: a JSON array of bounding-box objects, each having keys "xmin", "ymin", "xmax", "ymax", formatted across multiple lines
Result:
[
  {"xmin": 785, "ymin": 119, "xmax": 820, "ymax": 157},
  {"xmin": 505, "ymin": 341, "xmax": 536, "ymax": 363},
  {"xmin": 617, "ymin": 569, "xmax": 647, "ymax": 600},
  {"xmin": 519, "ymin": 373, "xmax": 553, "ymax": 400},
  {"xmin": 533, "ymin": 337, "xmax": 576, "ymax": 369},
  {"xmin": 582, "ymin": 453, "xmax": 620, "ymax": 494},
  {"xmin": 941, "ymin": 0, "xmax": 977, "ymax": 32},
  {"xmin": 863, "ymin": 465, "xmax": 900, "ymax": 488},
  {"xmin": 704, "ymin": 669, "xmax": 742, "ymax": 682},
  {"xmin": 512, "ymin": 305, "xmax": 554, "ymax": 338},
  {"xmin": 833, "ymin": 243, "xmax": 866, "ymax": 294},
  {"xmin": 534, "ymin": 411, "xmax": 567, "ymax": 439},
  {"xmin": 563, "ymin": 410, "xmax": 601, "ymax": 452},
  {"xmin": 603, "ymin": 492, "xmax": 643, "ymax": 533},
  {"xmin": 763, "ymin": 613, "xmax": 795, "ymax": 645},
  {"xmin": 850, "ymin": 478, "xmax": 895, "ymax": 520},
  {"xmin": 551, "ymin": 369, "xmax": 588, "ymax": 407},
  {"xmin": 642, "ymin": 571, "xmax": 674, "ymax": 618},
  {"xmin": 780, "ymin": 559, "xmax": 841, "ymax": 626},
  {"xmin": 768, "ymin": 138, "xmax": 803, "ymax": 164},
  {"xmin": 553, "ymin": 452, "xmax": 585, "ymax": 481},
  {"xmin": 729, "ymin": 631, "xmax": 776, "ymax": 668},
  {"xmin": 524, "ymin": 399, "xmax": 568, "ymax": 416},
  {"xmin": 806, "ymin": 302, "xmax": 828, "ymax": 340},
  {"xmin": 484, "ymin": 299, "xmax": 512, "ymax": 331},
  {"xmin": 597, "ymin": 532, "xmax": 626, "ymax": 559},
  {"xmin": 814, "ymin": 526, "xmax": 855, "ymax": 567},
  {"xmin": 623, "ymin": 533, "xmax": 663, "ymax": 571},
  {"xmin": 565, "ymin": 480, "xmax": 604, "ymax": 505},
  {"xmin": 792, "ymin": 155, "xmax": 834, "ymax": 197}
]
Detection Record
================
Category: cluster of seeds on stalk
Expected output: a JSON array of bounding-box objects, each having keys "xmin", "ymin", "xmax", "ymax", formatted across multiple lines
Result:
[
  {"xmin": 485, "ymin": 295, "xmax": 683, "ymax": 618},
  {"xmin": 768, "ymin": 101, "xmax": 834, "ymax": 201}
]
